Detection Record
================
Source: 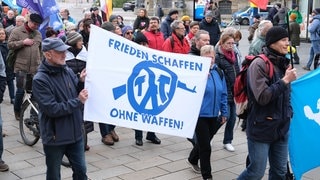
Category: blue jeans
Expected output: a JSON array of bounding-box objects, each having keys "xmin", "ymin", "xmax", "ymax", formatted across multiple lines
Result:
[
  {"xmin": 99, "ymin": 123, "xmax": 115, "ymax": 137},
  {"xmin": 6, "ymin": 79, "xmax": 15, "ymax": 100},
  {"xmin": 43, "ymin": 139, "xmax": 87, "ymax": 180},
  {"xmin": 238, "ymin": 137, "xmax": 288, "ymax": 180},
  {"xmin": 0, "ymin": 107, "xmax": 3, "ymax": 161},
  {"xmin": 223, "ymin": 101, "xmax": 236, "ymax": 144},
  {"xmin": 306, "ymin": 40, "xmax": 320, "ymax": 69}
]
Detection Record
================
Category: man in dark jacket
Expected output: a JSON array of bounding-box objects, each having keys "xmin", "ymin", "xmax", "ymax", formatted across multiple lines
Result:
[
  {"xmin": 160, "ymin": 9, "xmax": 179, "ymax": 39},
  {"xmin": 238, "ymin": 26, "xmax": 297, "ymax": 180},
  {"xmin": 199, "ymin": 11, "xmax": 220, "ymax": 46},
  {"xmin": 33, "ymin": 38, "xmax": 88, "ymax": 179},
  {"xmin": 266, "ymin": 3, "xmax": 281, "ymax": 25}
]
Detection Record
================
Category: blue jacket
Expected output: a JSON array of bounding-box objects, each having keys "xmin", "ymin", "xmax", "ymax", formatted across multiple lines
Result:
[
  {"xmin": 160, "ymin": 16, "xmax": 174, "ymax": 39},
  {"xmin": 32, "ymin": 60, "xmax": 83, "ymax": 146},
  {"xmin": 308, "ymin": 15, "xmax": 320, "ymax": 41},
  {"xmin": 199, "ymin": 65, "xmax": 228, "ymax": 118}
]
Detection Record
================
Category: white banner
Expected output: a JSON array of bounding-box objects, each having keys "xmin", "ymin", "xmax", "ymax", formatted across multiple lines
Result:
[{"xmin": 84, "ymin": 25, "xmax": 211, "ymax": 138}]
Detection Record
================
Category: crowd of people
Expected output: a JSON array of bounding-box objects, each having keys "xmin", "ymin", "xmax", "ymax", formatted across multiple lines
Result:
[{"xmin": 0, "ymin": 1, "xmax": 317, "ymax": 179}]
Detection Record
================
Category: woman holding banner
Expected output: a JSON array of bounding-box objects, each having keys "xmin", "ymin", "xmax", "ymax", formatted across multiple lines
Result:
[{"xmin": 187, "ymin": 45, "xmax": 228, "ymax": 180}]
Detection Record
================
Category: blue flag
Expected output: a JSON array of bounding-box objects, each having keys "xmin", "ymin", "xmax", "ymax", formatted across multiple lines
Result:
[
  {"xmin": 2, "ymin": 0, "xmax": 22, "ymax": 12},
  {"xmin": 290, "ymin": 68, "xmax": 320, "ymax": 179},
  {"xmin": 16, "ymin": 0, "xmax": 62, "ymax": 39}
]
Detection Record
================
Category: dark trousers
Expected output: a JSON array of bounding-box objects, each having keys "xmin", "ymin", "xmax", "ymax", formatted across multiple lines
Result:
[
  {"xmin": 134, "ymin": 130, "xmax": 156, "ymax": 140},
  {"xmin": 188, "ymin": 117, "xmax": 222, "ymax": 179}
]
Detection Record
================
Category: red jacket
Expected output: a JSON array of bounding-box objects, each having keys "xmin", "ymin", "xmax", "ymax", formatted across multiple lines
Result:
[
  {"xmin": 162, "ymin": 33, "xmax": 190, "ymax": 54},
  {"xmin": 143, "ymin": 30, "xmax": 165, "ymax": 51}
]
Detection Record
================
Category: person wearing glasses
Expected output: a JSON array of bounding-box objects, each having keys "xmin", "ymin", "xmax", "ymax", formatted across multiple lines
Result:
[
  {"xmin": 122, "ymin": 26, "xmax": 134, "ymax": 41},
  {"xmin": 162, "ymin": 20, "xmax": 190, "ymax": 54},
  {"xmin": 8, "ymin": 13, "xmax": 43, "ymax": 121},
  {"xmin": 215, "ymin": 33, "xmax": 240, "ymax": 152}
]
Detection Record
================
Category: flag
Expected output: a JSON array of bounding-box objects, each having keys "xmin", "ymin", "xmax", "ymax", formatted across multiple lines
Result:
[
  {"xmin": 84, "ymin": 25, "xmax": 211, "ymax": 138},
  {"xmin": 16, "ymin": 0, "xmax": 43, "ymax": 15},
  {"xmin": 2, "ymin": 0, "xmax": 22, "ymax": 12},
  {"xmin": 289, "ymin": 69, "xmax": 320, "ymax": 179},
  {"xmin": 249, "ymin": 0, "xmax": 268, "ymax": 10},
  {"xmin": 100, "ymin": 0, "xmax": 113, "ymax": 20},
  {"xmin": 16, "ymin": 0, "xmax": 62, "ymax": 39}
]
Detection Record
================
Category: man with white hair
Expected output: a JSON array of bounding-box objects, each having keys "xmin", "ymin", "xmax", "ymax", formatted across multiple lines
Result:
[
  {"xmin": 248, "ymin": 20, "xmax": 273, "ymax": 55},
  {"xmin": 2, "ymin": 10, "xmax": 15, "ymax": 28}
]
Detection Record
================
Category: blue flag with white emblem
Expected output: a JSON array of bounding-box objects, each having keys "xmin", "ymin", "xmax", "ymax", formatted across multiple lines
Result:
[{"xmin": 289, "ymin": 68, "xmax": 320, "ymax": 179}]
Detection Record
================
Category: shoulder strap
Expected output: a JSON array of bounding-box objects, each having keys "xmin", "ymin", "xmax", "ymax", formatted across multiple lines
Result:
[{"xmin": 257, "ymin": 54, "xmax": 274, "ymax": 78}]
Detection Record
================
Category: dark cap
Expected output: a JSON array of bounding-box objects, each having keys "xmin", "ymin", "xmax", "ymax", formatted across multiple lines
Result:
[
  {"xmin": 42, "ymin": 38, "xmax": 70, "ymax": 52},
  {"xmin": 313, "ymin": 8, "xmax": 320, "ymax": 15},
  {"xmin": 109, "ymin": 15, "xmax": 118, "ymax": 22},
  {"xmin": 134, "ymin": 32, "xmax": 148, "ymax": 45},
  {"xmin": 253, "ymin": 14, "xmax": 261, "ymax": 19},
  {"xmin": 101, "ymin": 22, "xmax": 116, "ymax": 32},
  {"xmin": 92, "ymin": 7, "xmax": 99, "ymax": 11},
  {"xmin": 265, "ymin": 26, "xmax": 288, "ymax": 47},
  {"xmin": 168, "ymin": 9, "xmax": 179, "ymax": 16},
  {"xmin": 29, "ymin": 13, "xmax": 43, "ymax": 24}
]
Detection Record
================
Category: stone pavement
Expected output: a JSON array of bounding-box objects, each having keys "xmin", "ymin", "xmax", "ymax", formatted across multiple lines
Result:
[{"xmin": 0, "ymin": 1, "xmax": 320, "ymax": 180}]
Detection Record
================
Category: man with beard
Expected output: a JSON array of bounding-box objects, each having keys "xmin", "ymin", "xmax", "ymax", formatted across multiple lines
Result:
[{"xmin": 143, "ymin": 17, "xmax": 165, "ymax": 51}]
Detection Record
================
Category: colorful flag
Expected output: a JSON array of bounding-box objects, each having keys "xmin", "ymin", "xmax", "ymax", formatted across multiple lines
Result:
[
  {"xmin": 289, "ymin": 69, "xmax": 320, "ymax": 179},
  {"xmin": 249, "ymin": 0, "xmax": 268, "ymax": 10},
  {"xmin": 16, "ymin": 0, "xmax": 43, "ymax": 15},
  {"xmin": 100, "ymin": 0, "xmax": 113, "ymax": 20}
]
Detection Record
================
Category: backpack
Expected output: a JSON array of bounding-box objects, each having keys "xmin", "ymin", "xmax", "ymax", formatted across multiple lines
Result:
[
  {"xmin": 6, "ymin": 49, "xmax": 17, "ymax": 70},
  {"xmin": 233, "ymin": 54, "xmax": 274, "ymax": 119}
]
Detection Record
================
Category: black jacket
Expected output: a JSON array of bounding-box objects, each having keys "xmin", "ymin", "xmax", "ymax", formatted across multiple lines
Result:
[
  {"xmin": 246, "ymin": 47, "xmax": 292, "ymax": 143},
  {"xmin": 33, "ymin": 60, "xmax": 84, "ymax": 145},
  {"xmin": 199, "ymin": 18, "xmax": 220, "ymax": 46}
]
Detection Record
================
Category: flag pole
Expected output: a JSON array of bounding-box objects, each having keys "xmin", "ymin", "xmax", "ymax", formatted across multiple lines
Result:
[{"xmin": 286, "ymin": 11, "xmax": 294, "ymax": 68}]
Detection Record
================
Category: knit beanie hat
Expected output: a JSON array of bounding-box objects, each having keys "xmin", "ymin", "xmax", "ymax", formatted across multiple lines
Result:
[
  {"xmin": 181, "ymin": 15, "xmax": 191, "ymax": 22},
  {"xmin": 168, "ymin": 9, "xmax": 179, "ymax": 16},
  {"xmin": 122, "ymin": 25, "xmax": 133, "ymax": 36},
  {"xmin": 290, "ymin": 13, "xmax": 297, "ymax": 20},
  {"xmin": 66, "ymin": 32, "xmax": 83, "ymax": 46},
  {"xmin": 265, "ymin": 26, "xmax": 288, "ymax": 47},
  {"xmin": 205, "ymin": 11, "xmax": 214, "ymax": 18},
  {"xmin": 134, "ymin": 32, "xmax": 148, "ymax": 45},
  {"xmin": 101, "ymin": 22, "xmax": 115, "ymax": 32},
  {"xmin": 312, "ymin": 8, "xmax": 320, "ymax": 15}
]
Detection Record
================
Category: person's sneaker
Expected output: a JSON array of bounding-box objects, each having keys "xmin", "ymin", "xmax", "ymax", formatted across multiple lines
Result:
[
  {"xmin": 186, "ymin": 159, "xmax": 201, "ymax": 174},
  {"xmin": 14, "ymin": 111, "xmax": 20, "ymax": 121},
  {"xmin": 101, "ymin": 134, "xmax": 114, "ymax": 145},
  {"xmin": 0, "ymin": 161, "xmax": 9, "ymax": 172},
  {"xmin": 224, "ymin": 143, "xmax": 235, "ymax": 152},
  {"xmin": 293, "ymin": 61, "xmax": 300, "ymax": 64},
  {"xmin": 302, "ymin": 66, "xmax": 311, "ymax": 71},
  {"xmin": 110, "ymin": 130, "xmax": 119, "ymax": 142}
]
